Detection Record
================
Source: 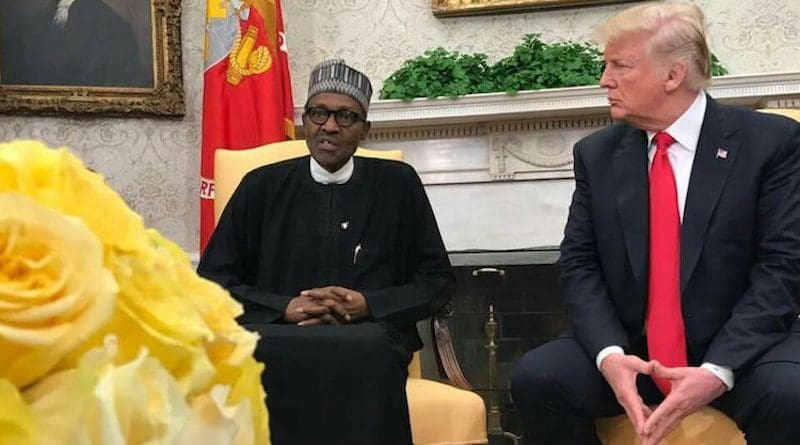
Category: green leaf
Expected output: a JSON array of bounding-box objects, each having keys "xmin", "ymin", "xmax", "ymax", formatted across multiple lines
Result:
[{"xmin": 378, "ymin": 35, "xmax": 728, "ymax": 99}]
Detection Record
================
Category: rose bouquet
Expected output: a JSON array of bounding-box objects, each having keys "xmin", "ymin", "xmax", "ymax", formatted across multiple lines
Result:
[{"xmin": 0, "ymin": 140, "xmax": 268, "ymax": 445}]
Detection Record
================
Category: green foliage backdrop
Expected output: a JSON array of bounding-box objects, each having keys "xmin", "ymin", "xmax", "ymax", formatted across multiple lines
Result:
[{"xmin": 380, "ymin": 34, "xmax": 728, "ymax": 101}]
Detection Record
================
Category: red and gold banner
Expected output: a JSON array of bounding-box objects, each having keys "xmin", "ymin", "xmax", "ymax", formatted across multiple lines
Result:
[{"xmin": 200, "ymin": 0, "xmax": 294, "ymax": 251}]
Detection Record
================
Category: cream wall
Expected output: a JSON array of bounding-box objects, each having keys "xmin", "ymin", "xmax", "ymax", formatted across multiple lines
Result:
[
  {"xmin": 0, "ymin": 0, "xmax": 798, "ymax": 252},
  {"xmin": 283, "ymin": 0, "xmax": 800, "ymax": 106}
]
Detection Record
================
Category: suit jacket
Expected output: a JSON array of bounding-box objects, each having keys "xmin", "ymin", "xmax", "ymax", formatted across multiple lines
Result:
[{"xmin": 559, "ymin": 97, "xmax": 800, "ymax": 377}]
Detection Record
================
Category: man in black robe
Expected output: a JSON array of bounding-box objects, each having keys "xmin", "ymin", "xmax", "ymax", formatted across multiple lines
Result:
[{"xmin": 198, "ymin": 59, "xmax": 454, "ymax": 445}]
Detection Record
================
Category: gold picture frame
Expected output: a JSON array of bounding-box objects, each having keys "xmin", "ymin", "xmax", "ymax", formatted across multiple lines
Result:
[
  {"xmin": 0, "ymin": 0, "xmax": 184, "ymax": 116},
  {"xmin": 432, "ymin": 0, "xmax": 640, "ymax": 17}
]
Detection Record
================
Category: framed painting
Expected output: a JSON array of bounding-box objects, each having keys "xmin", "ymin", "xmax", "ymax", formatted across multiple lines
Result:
[
  {"xmin": 432, "ymin": 0, "xmax": 641, "ymax": 17},
  {"xmin": 0, "ymin": 0, "xmax": 184, "ymax": 116}
]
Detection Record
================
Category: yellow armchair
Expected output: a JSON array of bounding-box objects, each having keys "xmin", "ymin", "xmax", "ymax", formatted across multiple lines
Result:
[
  {"xmin": 213, "ymin": 139, "xmax": 488, "ymax": 445},
  {"xmin": 405, "ymin": 317, "xmax": 487, "ymax": 445}
]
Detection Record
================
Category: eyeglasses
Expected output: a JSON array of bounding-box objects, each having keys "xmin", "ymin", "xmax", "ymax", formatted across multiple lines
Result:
[{"xmin": 304, "ymin": 106, "xmax": 364, "ymax": 128}]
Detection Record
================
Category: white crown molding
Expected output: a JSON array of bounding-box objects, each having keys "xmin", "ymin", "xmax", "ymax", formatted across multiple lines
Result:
[{"xmin": 294, "ymin": 72, "xmax": 800, "ymax": 129}]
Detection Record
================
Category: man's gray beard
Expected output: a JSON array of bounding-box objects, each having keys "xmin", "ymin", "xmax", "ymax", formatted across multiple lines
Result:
[{"xmin": 53, "ymin": 0, "xmax": 78, "ymax": 28}]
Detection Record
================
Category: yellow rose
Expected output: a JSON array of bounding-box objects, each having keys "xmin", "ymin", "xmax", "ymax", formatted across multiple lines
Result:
[
  {"xmin": 0, "ymin": 141, "xmax": 256, "ymax": 391},
  {"xmin": 146, "ymin": 230, "xmax": 258, "ymax": 370},
  {"xmin": 177, "ymin": 385, "xmax": 256, "ymax": 445},
  {"xmin": 0, "ymin": 193, "xmax": 117, "ymax": 387},
  {"xmin": 67, "ymin": 230, "xmax": 257, "ymax": 397},
  {"xmin": 145, "ymin": 231, "xmax": 268, "ymax": 444},
  {"xmin": 0, "ymin": 379, "xmax": 34, "ymax": 445},
  {"xmin": 215, "ymin": 356, "xmax": 269, "ymax": 445},
  {"xmin": 25, "ymin": 337, "xmax": 257, "ymax": 445},
  {"xmin": 0, "ymin": 140, "xmax": 148, "ymax": 253},
  {"xmin": 24, "ymin": 336, "xmax": 191, "ymax": 445},
  {"xmin": 0, "ymin": 140, "xmax": 269, "ymax": 443}
]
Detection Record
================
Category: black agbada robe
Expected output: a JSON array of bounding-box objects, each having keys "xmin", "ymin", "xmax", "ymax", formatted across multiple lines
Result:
[{"xmin": 198, "ymin": 155, "xmax": 455, "ymax": 445}]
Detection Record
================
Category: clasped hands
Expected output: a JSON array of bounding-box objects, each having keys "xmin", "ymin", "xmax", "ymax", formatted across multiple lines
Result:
[
  {"xmin": 283, "ymin": 286, "xmax": 369, "ymax": 326},
  {"xmin": 600, "ymin": 354, "xmax": 727, "ymax": 445}
]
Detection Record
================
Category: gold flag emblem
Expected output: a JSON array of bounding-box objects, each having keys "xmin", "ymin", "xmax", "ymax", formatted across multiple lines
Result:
[{"xmin": 227, "ymin": 25, "xmax": 272, "ymax": 85}]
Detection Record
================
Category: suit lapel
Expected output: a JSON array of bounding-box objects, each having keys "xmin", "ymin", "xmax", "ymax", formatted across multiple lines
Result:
[
  {"xmin": 613, "ymin": 128, "xmax": 650, "ymax": 284},
  {"xmin": 681, "ymin": 97, "xmax": 738, "ymax": 292}
]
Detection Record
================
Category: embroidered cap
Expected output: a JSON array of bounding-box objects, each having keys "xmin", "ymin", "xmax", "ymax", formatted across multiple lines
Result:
[{"xmin": 306, "ymin": 59, "xmax": 373, "ymax": 116}]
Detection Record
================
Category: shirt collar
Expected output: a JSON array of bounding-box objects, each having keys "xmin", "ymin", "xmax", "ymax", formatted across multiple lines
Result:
[
  {"xmin": 647, "ymin": 90, "xmax": 707, "ymax": 152},
  {"xmin": 309, "ymin": 156, "xmax": 354, "ymax": 184}
]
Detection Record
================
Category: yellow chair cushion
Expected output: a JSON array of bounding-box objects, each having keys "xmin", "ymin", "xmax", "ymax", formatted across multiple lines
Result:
[
  {"xmin": 595, "ymin": 406, "xmax": 744, "ymax": 445},
  {"xmin": 406, "ymin": 378, "xmax": 488, "ymax": 445}
]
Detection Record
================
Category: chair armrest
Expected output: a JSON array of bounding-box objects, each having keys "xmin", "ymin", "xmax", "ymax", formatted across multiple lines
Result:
[{"xmin": 432, "ymin": 302, "xmax": 474, "ymax": 391}]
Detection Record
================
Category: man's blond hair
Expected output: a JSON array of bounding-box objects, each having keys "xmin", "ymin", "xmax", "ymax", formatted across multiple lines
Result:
[{"xmin": 595, "ymin": 1, "xmax": 711, "ymax": 90}]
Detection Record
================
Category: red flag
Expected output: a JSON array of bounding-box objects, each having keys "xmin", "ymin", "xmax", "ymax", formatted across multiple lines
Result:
[{"xmin": 201, "ymin": 0, "xmax": 294, "ymax": 251}]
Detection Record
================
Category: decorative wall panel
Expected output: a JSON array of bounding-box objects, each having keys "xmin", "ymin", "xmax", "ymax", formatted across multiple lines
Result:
[
  {"xmin": 284, "ymin": 0, "xmax": 800, "ymax": 106},
  {"xmin": 0, "ymin": 0, "xmax": 797, "ymax": 253}
]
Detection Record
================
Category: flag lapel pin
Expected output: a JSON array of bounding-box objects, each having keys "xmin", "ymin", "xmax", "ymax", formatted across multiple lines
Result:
[{"xmin": 716, "ymin": 148, "xmax": 728, "ymax": 159}]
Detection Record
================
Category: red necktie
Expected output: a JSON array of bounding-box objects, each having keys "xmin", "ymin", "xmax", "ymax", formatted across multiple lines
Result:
[{"xmin": 647, "ymin": 131, "xmax": 687, "ymax": 395}]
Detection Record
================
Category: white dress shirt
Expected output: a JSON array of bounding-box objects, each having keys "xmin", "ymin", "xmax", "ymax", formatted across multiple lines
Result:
[
  {"xmin": 309, "ymin": 156, "xmax": 354, "ymax": 184},
  {"xmin": 596, "ymin": 91, "xmax": 735, "ymax": 391}
]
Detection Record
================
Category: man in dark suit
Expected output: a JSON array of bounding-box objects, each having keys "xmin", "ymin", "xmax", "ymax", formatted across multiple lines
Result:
[{"xmin": 511, "ymin": 2, "xmax": 800, "ymax": 445}]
